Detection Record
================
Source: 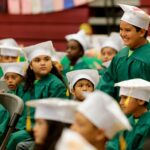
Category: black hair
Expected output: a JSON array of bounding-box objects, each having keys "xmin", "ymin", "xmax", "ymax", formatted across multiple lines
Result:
[
  {"xmin": 133, "ymin": 25, "xmax": 148, "ymax": 38},
  {"xmin": 73, "ymin": 78, "xmax": 94, "ymax": 90},
  {"xmin": 23, "ymin": 63, "xmax": 68, "ymax": 92},
  {"xmin": 144, "ymin": 102, "xmax": 149, "ymax": 107},
  {"xmin": 33, "ymin": 120, "xmax": 70, "ymax": 150}
]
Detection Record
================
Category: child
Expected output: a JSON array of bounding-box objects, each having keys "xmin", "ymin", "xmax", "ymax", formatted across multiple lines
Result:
[
  {"xmin": 98, "ymin": 4, "xmax": 150, "ymax": 101},
  {"xmin": 100, "ymin": 32, "xmax": 123, "ymax": 73},
  {"xmin": 66, "ymin": 69, "xmax": 99, "ymax": 101},
  {"xmin": 61, "ymin": 30, "xmax": 91, "ymax": 75},
  {"xmin": 0, "ymin": 38, "xmax": 25, "ymax": 77},
  {"xmin": 112, "ymin": 78, "xmax": 150, "ymax": 150},
  {"xmin": 71, "ymin": 90, "xmax": 131, "ymax": 150},
  {"xmin": 0, "ymin": 38, "xmax": 22, "ymax": 63},
  {"xmin": 25, "ymin": 98, "xmax": 79, "ymax": 150},
  {"xmin": 0, "ymin": 62, "xmax": 28, "ymax": 93},
  {"xmin": 6, "ymin": 41, "xmax": 68, "ymax": 150}
]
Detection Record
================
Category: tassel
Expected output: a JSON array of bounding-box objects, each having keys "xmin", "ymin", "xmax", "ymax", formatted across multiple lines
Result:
[
  {"xmin": 17, "ymin": 56, "xmax": 20, "ymax": 62},
  {"xmin": 125, "ymin": 96, "xmax": 130, "ymax": 107},
  {"xmin": 66, "ymin": 89, "xmax": 69, "ymax": 97},
  {"xmin": 26, "ymin": 107, "xmax": 32, "ymax": 132},
  {"xmin": 125, "ymin": 88, "xmax": 133, "ymax": 107},
  {"xmin": 119, "ymin": 134, "xmax": 127, "ymax": 150}
]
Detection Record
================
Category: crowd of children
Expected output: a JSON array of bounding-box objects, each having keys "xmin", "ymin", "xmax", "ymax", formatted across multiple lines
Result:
[{"xmin": 0, "ymin": 3, "xmax": 150, "ymax": 150}]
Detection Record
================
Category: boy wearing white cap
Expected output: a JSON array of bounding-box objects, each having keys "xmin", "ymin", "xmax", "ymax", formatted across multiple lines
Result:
[
  {"xmin": 98, "ymin": 4, "xmax": 150, "ymax": 101},
  {"xmin": 109, "ymin": 78, "xmax": 150, "ymax": 150},
  {"xmin": 1, "ymin": 62, "xmax": 28, "ymax": 93},
  {"xmin": 61, "ymin": 30, "xmax": 91, "ymax": 75},
  {"xmin": 66, "ymin": 69, "xmax": 100, "ymax": 101},
  {"xmin": 0, "ymin": 38, "xmax": 26, "ymax": 78},
  {"xmin": 71, "ymin": 90, "xmax": 131, "ymax": 150},
  {"xmin": 0, "ymin": 38, "xmax": 22, "ymax": 63},
  {"xmin": 101, "ymin": 32, "xmax": 123, "ymax": 68}
]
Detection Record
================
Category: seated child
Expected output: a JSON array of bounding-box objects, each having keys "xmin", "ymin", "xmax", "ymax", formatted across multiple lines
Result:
[
  {"xmin": 71, "ymin": 90, "xmax": 131, "ymax": 150},
  {"xmin": 0, "ymin": 38, "xmax": 26, "ymax": 77},
  {"xmin": 61, "ymin": 30, "xmax": 91, "ymax": 75},
  {"xmin": 66, "ymin": 69, "xmax": 99, "ymax": 101},
  {"xmin": 99, "ymin": 32, "xmax": 123, "ymax": 75},
  {"xmin": 16, "ymin": 98, "xmax": 79, "ymax": 150},
  {"xmin": 111, "ymin": 78, "xmax": 150, "ymax": 150},
  {"xmin": 0, "ymin": 62, "xmax": 28, "ymax": 93}
]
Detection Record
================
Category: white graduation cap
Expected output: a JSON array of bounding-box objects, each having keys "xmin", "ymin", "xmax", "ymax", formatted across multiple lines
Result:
[
  {"xmin": 56, "ymin": 129, "xmax": 97, "ymax": 150},
  {"xmin": 78, "ymin": 90, "xmax": 132, "ymax": 139},
  {"xmin": 0, "ymin": 62, "xmax": 28, "ymax": 77},
  {"xmin": 101, "ymin": 32, "xmax": 124, "ymax": 52},
  {"xmin": 115, "ymin": 78, "xmax": 150, "ymax": 102},
  {"xmin": 120, "ymin": 4, "xmax": 150, "ymax": 30},
  {"xmin": 65, "ymin": 30, "xmax": 90, "ymax": 51},
  {"xmin": 0, "ymin": 38, "xmax": 22, "ymax": 57},
  {"xmin": 23, "ymin": 41, "xmax": 54, "ymax": 61},
  {"xmin": 66, "ymin": 69, "xmax": 100, "ymax": 90},
  {"xmin": 26, "ymin": 98, "xmax": 80, "ymax": 124}
]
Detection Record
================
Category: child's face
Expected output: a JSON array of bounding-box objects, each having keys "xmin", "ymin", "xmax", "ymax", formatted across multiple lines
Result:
[
  {"xmin": 66, "ymin": 40, "xmax": 83, "ymax": 61},
  {"xmin": 72, "ymin": 79, "xmax": 94, "ymax": 101},
  {"xmin": 119, "ymin": 95, "xmax": 139, "ymax": 115},
  {"xmin": 1, "ymin": 56, "xmax": 18, "ymax": 63},
  {"xmin": 71, "ymin": 112, "xmax": 103, "ymax": 145},
  {"xmin": 120, "ymin": 21, "xmax": 146, "ymax": 49},
  {"xmin": 33, "ymin": 119, "xmax": 49, "ymax": 144},
  {"xmin": 4, "ymin": 72, "xmax": 23, "ymax": 90},
  {"xmin": 101, "ymin": 47, "xmax": 117, "ymax": 62},
  {"xmin": 30, "ymin": 55, "xmax": 52, "ymax": 79}
]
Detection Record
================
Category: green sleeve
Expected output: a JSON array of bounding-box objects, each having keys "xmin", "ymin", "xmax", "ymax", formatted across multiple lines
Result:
[
  {"xmin": 0, "ymin": 67, "xmax": 3, "ymax": 78},
  {"xmin": 48, "ymin": 77, "xmax": 68, "ymax": 99},
  {"xmin": 0, "ymin": 105, "xmax": 10, "ymax": 143},
  {"xmin": 106, "ymin": 133, "xmax": 120, "ymax": 150},
  {"xmin": 96, "ymin": 58, "xmax": 118, "ymax": 100}
]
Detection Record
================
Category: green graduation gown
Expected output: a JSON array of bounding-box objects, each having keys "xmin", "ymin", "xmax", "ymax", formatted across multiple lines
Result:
[
  {"xmin": 61, "ymin": 56, "xmax": 91, "ymax": 75},
  {"xmin": 97, "ymin": 43, "xmax": 150, "ymax": 101},
  {"xmin": 106, "ymin": 112, "xmax": 150, "ymax": 150},
  {"xmin": 6, "ymin": 73, "xmax": 67, "ymax": 150},
  {"xmin": 0, "ymin": 104, "xmax": 10, "ymax": 144},
  {"xmin": 0, "ymin": 67, "xmax": 3, "ymax": 78}
]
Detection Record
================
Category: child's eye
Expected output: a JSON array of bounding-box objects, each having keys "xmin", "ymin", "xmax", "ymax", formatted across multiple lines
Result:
[
  {"xmin": 79, "ymin": 84, "xmax": 83, "ymax": 87},
  {"xmin": 44, "ymin": 57, "xmax": 51, "ymax": 61},
  {"xmin": 34, "ymin": 58, "xmax": 40, "ymax": 62},
  {"xmin": 12, "ymin": 76, "xmax": 16, "ymax": 80},
  {"xmin": 125, "ymin": 29, "xmax": 131, "ymax": 32},
  {"xmin": 70, "ymin": 46, "xmax": 78, "ymax": 50}
]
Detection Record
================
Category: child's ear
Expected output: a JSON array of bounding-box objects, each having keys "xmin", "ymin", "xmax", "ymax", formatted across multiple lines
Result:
[
  {"xmin": 139, "ymin": 29, "xmax": 146, "ymax": 38},
  {"xmin": 95, "ymin": 129, "xmax": 106, "ymax": 141},
  {"xmin": 137, "ymin": 99, "xmax": 145, "ymax": 106},
  {"xmin": 71, "ymin": 88, "xmax": 75, "ymax": 96}
]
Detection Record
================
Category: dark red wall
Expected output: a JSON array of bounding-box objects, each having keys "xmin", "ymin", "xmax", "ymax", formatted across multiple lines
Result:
[{"xmin": 0, "ymin": 5, "xmax": 89, "ymax": 51}]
